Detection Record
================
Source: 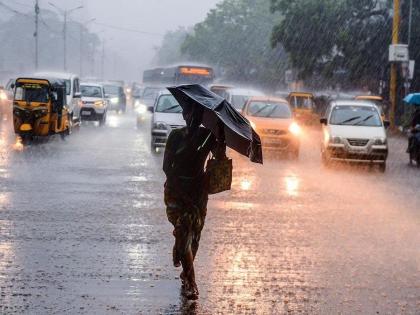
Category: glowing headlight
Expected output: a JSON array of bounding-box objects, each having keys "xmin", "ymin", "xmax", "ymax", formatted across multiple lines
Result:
[
  {"xmin": 110, "ymin": 97, "xmax": 119, "ymax": 104},
  {"xmin": 0, "ymin": 92, "xmax": 8, "ymax": 101},
  {"xmin": 153, "ymin": 122, "xmax": 168, "ymax": 130},
  {"xmin": 135, "ymin": 104, "xmax": 147, "ymax": 114},
  {"xmin": 134, "ymin": 99, "xmax": 141, "ymax": 106},
  {"xmin": 94, "ymin": 100, "xmax": 105, "ymax": 108},
  {"xmin": 330, "ymin": 136, "xmax": 342, "ymax": 144},
  {"xmin": 374, "ymin": 137, "xmax": 387, "ymax": 145},
  {"xmin": 249, "ymin": 120, "xmax": 256, "ymax": 129},
  {"xmin": 288, "ymin": 122, "xmax": 301, "ymax": 136}
]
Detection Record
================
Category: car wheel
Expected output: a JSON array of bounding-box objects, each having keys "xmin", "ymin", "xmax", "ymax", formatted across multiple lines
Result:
[
  {"xmin": 321, "ymin": 151, "xmax": 329, "ymax": 166},
  {"xmin": 99, "ymin": 114, "xmax": 106, "ymax": 126}
]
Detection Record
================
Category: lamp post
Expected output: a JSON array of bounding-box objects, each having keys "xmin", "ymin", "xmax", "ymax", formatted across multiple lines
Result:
[
  {"xmin": 80, "ymin": 18, "xmax": 96, "ymax": 77},
  {"xmin": 389, "ymin": 0, "xmax": 400, "ymax": 130},
  {"xmin": 49, "ymin": 3, "xmax": 83, "ymax": 71}
]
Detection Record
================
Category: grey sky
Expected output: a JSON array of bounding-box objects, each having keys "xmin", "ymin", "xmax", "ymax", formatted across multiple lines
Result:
[{"xmin": 40, "ymin": 0, "xmax": 222, "ymax": 81}]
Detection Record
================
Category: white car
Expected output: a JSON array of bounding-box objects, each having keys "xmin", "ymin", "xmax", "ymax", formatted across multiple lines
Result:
[
  {"xmin": 321, "ymin": 100, "xmax": 389, "ymax": 172},
  {"xmin": 151, "ymin": 93, "xmax": 185, "ymax": 153},
  {"xmin": 35, "ymin": 72, "xmax": 82, "ymax": 124},
  {"xmin": 80, "ymin": 83, "xmax": 108, "ymax": 125},
  {"xmin": 210, "ymin": 85, "xmax": 265, "ymax": 111}
]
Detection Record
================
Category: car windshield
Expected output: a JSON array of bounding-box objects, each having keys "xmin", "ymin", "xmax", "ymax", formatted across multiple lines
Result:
[
  {"xmin": 143, "ymin": 87, "xmax": 162, "ymax": 99},
  {"xmin": 289, "ymin": 95, "xmax": 314, "ymax": 109},
  {"xmin": 15, "ymin": 84, "xmax": 49, "ymax": 103},
  {"xmin": 104, "ymin": 85, "xmax": 120, "ymax": 95},
  {"xmin": 156, "ymin": 95, "xmax": 182, "ymax": 113},
  {"xmin": 81, "ymin": 85, "xmax": 102, "ymax": 98},
  {"xmin": 330, "ymin": 105, "xmax": 382, "ymax": 127},
  {"xmin": 247, "ymin": 101, "xmax": 292, "ymax": 118}
]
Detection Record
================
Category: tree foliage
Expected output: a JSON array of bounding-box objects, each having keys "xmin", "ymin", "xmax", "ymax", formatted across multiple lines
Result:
[
  {"xmin": 153, "ymin": 27, "xmax": 191, "ymax": 66},
  {"xmin": 181, "ymin": 0, "xmax": 288, "ymax": 89},
  {"xmin": 271, "ymin": 0, "xmax": 392, "ymax": 88}
]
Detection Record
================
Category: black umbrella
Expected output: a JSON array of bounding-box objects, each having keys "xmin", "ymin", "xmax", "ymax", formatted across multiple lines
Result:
[{"xmin": 167, "ymin": 84, "xmax": 263, "ymax": 164}]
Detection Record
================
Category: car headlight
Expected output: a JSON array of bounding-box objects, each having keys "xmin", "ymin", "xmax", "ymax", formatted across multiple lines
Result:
[
  {"xmin": 288, "ymin": 122, "xmax": 301, "ymax": 136},
  {"xmin": 153, "ymin": 122, "xmax": 168, "ymax": 130},
  {"xmin": 134, "ymin": 99, "xmax": 141, "ymax": 106},
  {"xmin": 249, "ymin": 120, "xmax": 256, "ymax": 129},
  {"xmin": 0, "ymin": 91, "xmax": 8, "ymax": 101},
  {"xmin": 135, "ymin": 104, "xmax": 147, "ymax": 114},
  {"xmin": 110, "ymin": 97, "xmax": 119, "ymax": 104},
  {"xmin": 330, "ymin": 136, "xmax": 342, "ymax": 144},
  {"xmin": 374, "ymin": 137, "xmax": 387, "ymax": 145},
  {"xmin": 94, "ymin": 100, "xmax": 105, "ymax": 108}
]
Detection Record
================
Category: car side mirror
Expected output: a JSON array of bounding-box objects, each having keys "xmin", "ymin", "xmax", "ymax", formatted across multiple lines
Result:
[
  {"xmin": 320, "ymin": 118, "xmax": 327, "ymax": 125},
  {"xmin": 10, "ymin": 83, "xmax": 15, "ymax": 89},
  {"xmin": 383, "ymin": 120, "xmax": 390, "ymax": 128},
  {"xmin": 74, "ymin": 92, "xmax": 81, "ymax": 98},
  {"xmin": 148, "ymin": 106, "xmax": 154, "ymax": 113}
]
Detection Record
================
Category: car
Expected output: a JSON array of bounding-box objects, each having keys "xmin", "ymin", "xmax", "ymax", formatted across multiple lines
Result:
[
  {"xmin": 210, "ymin": 85, "xmax": 264, "ymax": 112},
  {"xmin": 35, "ymin": 72, "xmax": 82, "ymax": 125},
  {"xmin": 103, "ymin": 83, "xmax": 126, "ymax": 113},
  {"xmin": 242, "ymin": 97, "xmax": 301, "ymax": 158},
  {"xmin": 135, "ymin": 86, "xmax": 166, "ymax": 127},
  {"xmin": 80, "ymin": 83, "xmax": 108, "ymax": 125},
  {"xmin": 150, "ymin": 92, "xmax": 185, "ymax": 153},
  {"xmin": 320, "ymin": 100, "xmax": 389, "ymax": 172}
]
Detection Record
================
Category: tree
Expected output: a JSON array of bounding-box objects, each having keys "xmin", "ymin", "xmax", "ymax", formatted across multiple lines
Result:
[
  {"xmin": 270, "ymin": 0, "xmax": 391, "ymax": 89},
  {"xmin": 181, "ymin": 0, "xmax": 288, "ymax": 89},
  {"xmin": 153, "ymin": 27, "xmax": 191, "ymax": 66}
]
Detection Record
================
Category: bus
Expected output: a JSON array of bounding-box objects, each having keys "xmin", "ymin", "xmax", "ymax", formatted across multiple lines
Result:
[{"xmin": 143, "ymin": 64, "xmax": 215, "ymax": 86}]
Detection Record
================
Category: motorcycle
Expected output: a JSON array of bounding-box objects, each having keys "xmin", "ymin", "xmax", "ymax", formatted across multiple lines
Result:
[{"xmin": 408, "ymin": 124, "xmax": 420, "ymax": 167}]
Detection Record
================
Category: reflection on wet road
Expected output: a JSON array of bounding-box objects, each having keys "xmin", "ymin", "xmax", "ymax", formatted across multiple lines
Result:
[{"xmin": 0, "ymin": 112, "xmax": 419, "ymax": 314}]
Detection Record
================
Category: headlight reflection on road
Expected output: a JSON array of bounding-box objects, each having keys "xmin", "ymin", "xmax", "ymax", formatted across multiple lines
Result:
[
  {"xmin": 284, "ymin": 175, "xmax": 300, "ymax": 197},
  {"xmin": 240, "ymin": 178, "xmax": 252, "ymax": 191},
  {"xmin": 107, "ymin": 115, "xmax": 119, "ymax": 128}
]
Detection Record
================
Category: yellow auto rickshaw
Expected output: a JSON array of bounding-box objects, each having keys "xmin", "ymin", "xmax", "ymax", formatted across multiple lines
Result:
[
  {"xmin": 287, "ymin": 92, "xmax": 318, "ymax": 125},
  {"xmin": 12, "ymin": 77, "xmax": 71, "ymax": 143},
  {"xmin": 355, "ymin": 95, "xmax": 387, "ymax": 120}
]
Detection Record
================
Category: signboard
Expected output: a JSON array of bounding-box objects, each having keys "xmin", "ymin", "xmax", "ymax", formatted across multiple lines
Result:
[
  {"xmin": 389, "ymin": 44, "xmax": 409, "ymax": 62},
  {"xmin": 409, "ymin": 60, "xmax": 415, "ymax": 80}
]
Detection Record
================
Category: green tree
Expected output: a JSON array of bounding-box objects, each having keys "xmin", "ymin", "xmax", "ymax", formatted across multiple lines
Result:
[
  {"xmin": 270, "ymin": 0, "xmax": 391, "ymax": 89},
  {"xmin": 182, "ymin": 0, "xmax": 288, "ymax": 89},
  {"xmin": 154, "ymin": 27, "xmax": 191, "ymax": 65}
]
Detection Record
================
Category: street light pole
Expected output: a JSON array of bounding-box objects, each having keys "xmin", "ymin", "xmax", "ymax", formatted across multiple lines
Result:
[
  {"xmin": 34, "ymin": 0, "xmax": 39, "ymax": 70},
  {"xmin": 80, "ymin": 18, "xmax": 96, "ymax": 77},
  {"xmin": 49, "ymin": 3, "xmax": 83, "ymax": 72},
  {"xmin": 101, "ymin": 38, "xmax": 105, "ymax": 80},
  {"xmin": 390, "ymin": 0, "xmax": 400, "ymax": 130},
  {"xmin": 408, "ymin": 0, "xmax": 413, "ymax": 47}
]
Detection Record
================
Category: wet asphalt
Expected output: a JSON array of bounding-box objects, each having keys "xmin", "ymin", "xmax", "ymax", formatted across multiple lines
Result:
[{"xmin": 0, "ymin": 111, "xmax": 419, "ymax": 314}]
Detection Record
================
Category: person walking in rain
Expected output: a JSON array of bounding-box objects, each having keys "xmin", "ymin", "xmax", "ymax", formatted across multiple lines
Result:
[{"xmin": 163, "ymin": 103, "xmax": 226, "ymax": 300}]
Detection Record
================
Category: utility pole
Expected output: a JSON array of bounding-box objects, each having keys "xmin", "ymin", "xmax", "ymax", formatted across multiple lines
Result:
[
  {"xmin": 389, "ymin": 0, "xmax": 400, "ymax": 130},
  {"xmin": 48, "ymin": 3, "xmax": 83, "ymax": 72},
  {"xmin": 408, "ymin": 0, "xmax": 413, "ymax": 47},
  {"xmin": 101, "ymin": 39, "xmax": 105, "ymax": 80},
  {"xmin": 34, "ymin": 0, "xmax": 39, "ymax": 70},
  {"xmin": 80, "ymin": 18, "xmax": 96, "ymax": 77}
]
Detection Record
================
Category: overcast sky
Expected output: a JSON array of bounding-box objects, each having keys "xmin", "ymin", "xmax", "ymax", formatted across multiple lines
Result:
[{"xmin": 37, "ymin": 0, "xmax": 222, "ymax": 81}]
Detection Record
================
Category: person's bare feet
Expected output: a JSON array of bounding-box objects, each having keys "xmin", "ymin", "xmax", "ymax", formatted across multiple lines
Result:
[{"xmin": 182, "ymin": 280, "xmax": 199, "ymax": 300}]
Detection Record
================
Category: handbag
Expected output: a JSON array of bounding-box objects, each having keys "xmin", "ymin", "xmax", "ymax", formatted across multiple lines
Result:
[{"xmin": 206, "ymin": 156, "xmax": 233, "ymax": 195}]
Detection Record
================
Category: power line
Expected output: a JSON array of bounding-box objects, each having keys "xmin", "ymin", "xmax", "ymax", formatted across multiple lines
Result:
[
  {"xmin": 93, "ymin": 21, "xmax": 163, "ymax": 37},
  {"xmin": 0, "ymin": 1, "xmax": 31, "ymax": 16}
]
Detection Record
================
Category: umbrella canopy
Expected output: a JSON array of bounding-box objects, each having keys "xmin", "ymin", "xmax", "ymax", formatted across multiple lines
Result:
[
  {"xmin": 404, "ymin": 93, "xmax": 420, "ymax": 106},
  {"xmin": 168, "ymin": 84, "xmax": 263, "ymax": 164}
]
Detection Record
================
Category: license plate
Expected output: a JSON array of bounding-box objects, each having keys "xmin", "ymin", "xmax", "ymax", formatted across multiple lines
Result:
[
  {"xmin": 349, "ymin": 147, "xmax": 367, "ymax": 154},
  {"xmin": 82, "ymin": 111, "xmax": 91, "ymax": 116}
]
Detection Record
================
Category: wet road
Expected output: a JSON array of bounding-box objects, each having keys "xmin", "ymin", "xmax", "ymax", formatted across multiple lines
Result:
[{"xmin": 0, "ymin": 112, "xmax": 419, "ymax": 314}]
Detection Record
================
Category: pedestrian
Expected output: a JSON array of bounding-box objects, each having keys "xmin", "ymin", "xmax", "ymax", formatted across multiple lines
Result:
[{"xmin": 163, "ymin": 103, "xmax": 226, "ymax": 300}]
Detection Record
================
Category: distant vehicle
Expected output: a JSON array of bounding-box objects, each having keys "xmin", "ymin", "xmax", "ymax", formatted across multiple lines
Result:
[
  {"xmin": 210, "ymin": 86, "xmax": 265, "ymax": 111},
  {"xmin": 35, "ymin": 72, "xmax": 82, "ymax": 124},
  {"xmin": 103, "ymin": 83, "xmax": 126, "ymax": 113},
  {"xmin": 135, "ymin": 86, "xmax": 166, "ymax": 127},
  {"xmin": 12, "ymin": 77, "xmax": 71, "ymax": 143},
  {"xmin": 320, "ymin": 100, "xmax": 389, "ymax": 172},
  {"xmin": 150, "ymin": 93, "xmax": 185, "ymax": 153},
  {"xmin": 287, "ymin": 92, "xmax": 319, "ymax": 125},
  {"xmin": 143, "ymin": 64, "xmax": 215, "ymax": 86},
  {"xmin": 80, "ymin": 83, "xmax": 108, "ymax": 125},
  {"xmin": 242, "ymin": 97, "xmax": 301, "ymax": 158},
  {"xmin": 355, "ymin": 95, "xmax": 387, "ymax": 120},
  {"xmin": 408, "ymin": 124, "xmax": 420, "ymax": 167}
]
